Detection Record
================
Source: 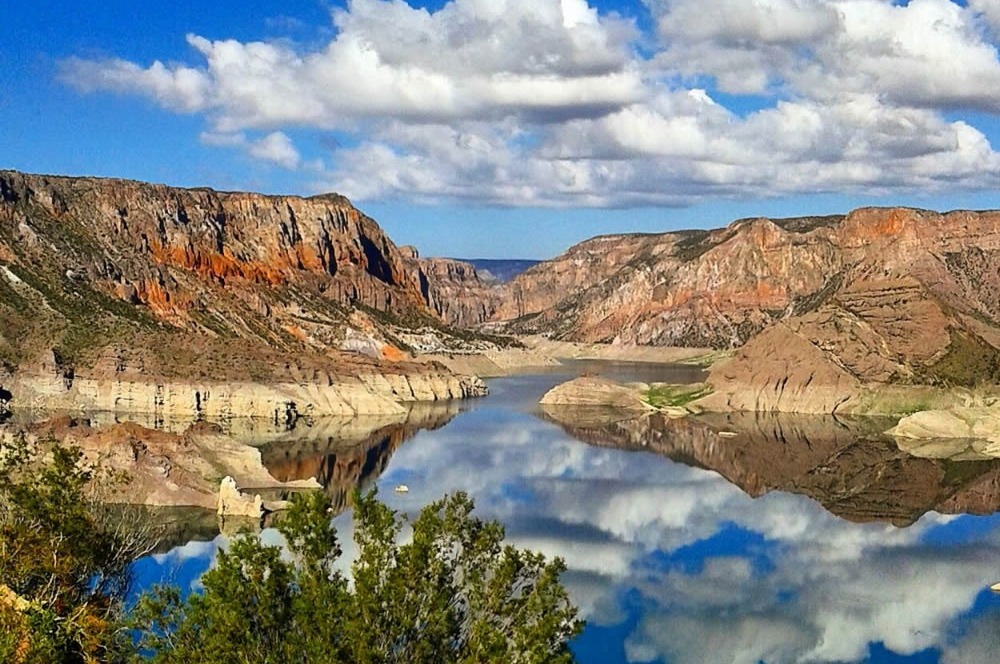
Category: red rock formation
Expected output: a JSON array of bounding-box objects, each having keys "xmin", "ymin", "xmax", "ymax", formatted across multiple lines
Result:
[
  {"xmin": 473, "ymin": 208, "xmax": 1000, "ymax": 410},
  {"xmin": 0, "ymin": 171, "xmax": 498, "ymax": 421},
  {"xmin": 489, "ymin": 209, "xmax": 1000, "ymax": 351},
  {"xmin": 0, "ymin": 171, "xmax": 504, "ymax": 383}
]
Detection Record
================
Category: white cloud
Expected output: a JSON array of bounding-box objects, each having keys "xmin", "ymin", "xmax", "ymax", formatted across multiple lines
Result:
[
  {"xmin": 248, "ymin": 131, "xmax": 302, "ymax": 169},
  {"xmin": 800, "ymin": 0, "xmax": 1000, "ymax": 110},
  {"xmin": 59, "ymin": 56, "xmax": 211, "ymax": 112},
  {"xmin": 971, "ymin": 0, "xmax": 1000, "ymax": 31},
  {"xmin": 59, "ymin": 0, "xmax": 1000, "ymax": 207}
]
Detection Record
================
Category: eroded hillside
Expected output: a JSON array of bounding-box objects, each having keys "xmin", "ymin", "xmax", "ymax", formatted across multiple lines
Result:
[{"xmin": 0, "ymin": 171, "xmax": 490, "ymax": 416}]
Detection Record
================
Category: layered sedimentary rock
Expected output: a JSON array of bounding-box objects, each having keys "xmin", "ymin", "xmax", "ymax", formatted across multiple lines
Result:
[
  {"xmin": 0, "ymin": 171, "xmax": 491, "ymax": 416},
  {"xmin": 489, "ymin": 208, "xmax": 1000, "ymax": 413},
  {"xmin": 400, "ymin": 247, "xmax": 495, "ymax": 329},
  {"xmin": 493, "ymin": 209, "xmax": 1000, "ymax": 347}
]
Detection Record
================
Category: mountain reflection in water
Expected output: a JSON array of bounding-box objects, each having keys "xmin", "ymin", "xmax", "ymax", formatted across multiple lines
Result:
[
  {"xmin": 136, "ymin": 365, "xmax": 1000, "ymax": 664},
  {"xmin": 258, "ymin": 403, "xmax": 459, "ymax": 512},
  {"xmin": 540, "ymin": 407, "xmax": 1000, "ymax": 526}
]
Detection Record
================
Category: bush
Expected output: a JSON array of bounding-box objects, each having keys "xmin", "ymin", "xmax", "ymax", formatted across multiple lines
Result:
[
  {"xmin": 131, "ymin": 490, "xmax": 582, "ymax": 663},
  {"xmin": 0, "ymin": 437, "xmax": 142, "ymax": 663},
  {"xmin": 1, "ymin": 436, "xmax": 582, "ymax": 663}
]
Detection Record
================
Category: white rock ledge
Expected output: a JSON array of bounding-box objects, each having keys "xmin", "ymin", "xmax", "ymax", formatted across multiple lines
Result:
[{"xmin": 10, "ymin": 370, "xmax": 487, "ymax": 421}]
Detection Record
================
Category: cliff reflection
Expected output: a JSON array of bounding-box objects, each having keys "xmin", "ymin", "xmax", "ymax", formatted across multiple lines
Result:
[
  {"xmin": 539, "ymin": 406, "xmax": 1000, "ymax": 525},
  {"xmin": 259, "ymin": 403, "xmax": 459, "ymax": 512}
]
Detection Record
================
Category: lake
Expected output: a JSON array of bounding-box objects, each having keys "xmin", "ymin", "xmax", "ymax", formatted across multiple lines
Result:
[{"xmin": 134, "ymin": 361, "xmax": 1000, "ymax": 663}]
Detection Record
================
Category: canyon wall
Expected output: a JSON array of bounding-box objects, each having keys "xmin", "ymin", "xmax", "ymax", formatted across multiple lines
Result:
[{"xmin": 0, "ymin": 171, "xmax": 490, "ymax": 416}]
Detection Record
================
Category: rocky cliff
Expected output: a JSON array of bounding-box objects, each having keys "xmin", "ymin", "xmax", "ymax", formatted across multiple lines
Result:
[
  {"xmin": 398, "ymin": 246, "xmax": 495, "ymax": 330},
  {"xmin": 483, "ymin": 208, "xmax": 1000, "ymax": 412},
  {"xmin": 0, "ymin": 171, "xmax": 488, "ymax": 416}
]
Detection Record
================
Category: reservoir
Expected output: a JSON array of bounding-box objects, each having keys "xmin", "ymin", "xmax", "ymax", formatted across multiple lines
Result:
[{"xmin": 133, "ymin": 361, "xmax": 1000, "ymax": 663}]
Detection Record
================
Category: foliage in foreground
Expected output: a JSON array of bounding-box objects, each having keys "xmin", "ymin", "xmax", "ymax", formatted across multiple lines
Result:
[
  {"xmin": 0, "ymin": 437, "xmax": 144, "ymax": 664},
  {"xmin": 1, "ymin": 437, "xmax": 582, "ymax": 663},
  {"xmin": 131, "ymin": 490, "xmax": 582, "ymax": 663}
]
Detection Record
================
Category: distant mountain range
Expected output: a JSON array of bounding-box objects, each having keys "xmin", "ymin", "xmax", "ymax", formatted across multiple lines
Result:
[
  {"xmin": 5, "ymin": 169, "xmax": 1000, "ymax": 419},
  {"xmin": 460, "ymin": 259, "xmax": 540, "ymax": 283}
]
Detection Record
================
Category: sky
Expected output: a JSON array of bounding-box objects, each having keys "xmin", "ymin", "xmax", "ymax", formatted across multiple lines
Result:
[{"xmin": 4, "ymin": 0, "xmax": 1000, "ymax": 258}]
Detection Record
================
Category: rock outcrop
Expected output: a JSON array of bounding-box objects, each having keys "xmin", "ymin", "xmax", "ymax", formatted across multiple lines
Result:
[
  {"xmin": 0, "ymin": 417, "xmax": 318, "ymax": 510},
  {"xmin": 0, "ymin": 170, "xmax": 493, "ymax": 417},
  {"xmin": 488, "ymin": 207, "xmax": 1000, "ymax": 414},
  {"xmin": 401, "ymin": 247, "xmax": 495, "ymax": 329},
  {"xmin": 10, "ymin": 347, "xmax": 485, "ymax": 422},
  {"xmin": 540, "ymin": 376, "xmax": 653, "ymax": 411},
  {"xmin": 217, "ymin": 476, "xmax": 265, "ymax": 519},
  {"xmin": 889, "ymin": 407, "xmax": 1000, "ymax": 444}
]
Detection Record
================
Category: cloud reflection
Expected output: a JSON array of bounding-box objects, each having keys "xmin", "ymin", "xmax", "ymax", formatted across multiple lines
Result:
[{"xmin": 141, "ymin": 384, "xmax": 1000, "ymax": 663}]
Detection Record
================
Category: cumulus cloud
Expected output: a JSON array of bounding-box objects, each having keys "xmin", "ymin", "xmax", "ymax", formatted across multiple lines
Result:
[
  {"xmin": 247, "ymin": 131, "xmax": 302, "ymax": 169},
  {"xmin": 59, "ymin": 0, "xmax": 1000, "ymax": 206},
  {"xmin": 59, "ymin": 56, "xmax": 211, "ymax": 112},
  {"xmin": 971, "ymin": 0, "xmax": 1000, "ymax": 31}
]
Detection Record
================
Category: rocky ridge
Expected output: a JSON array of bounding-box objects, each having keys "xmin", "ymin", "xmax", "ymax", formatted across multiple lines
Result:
[
  {"xmin": 0, "ymin": 170, "xmax": 493, "ymax": 417},
  {"xmin": 468, "ymin": 208, "xmax": 1000, "ymax": 414}
]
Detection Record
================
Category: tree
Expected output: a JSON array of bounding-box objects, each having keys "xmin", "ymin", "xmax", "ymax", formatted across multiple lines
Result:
[
  {"xmin": 0, "ymin": 436, "xmax": 148, "ymax": 664},
  {"xmin": 131, "ymin": 490, "xmax": 583, "ymax": 663}
]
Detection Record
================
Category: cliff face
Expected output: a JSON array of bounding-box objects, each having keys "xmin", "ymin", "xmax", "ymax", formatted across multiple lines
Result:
[
  {"xmin": 398, "ymin": 246, "xmax": 495, "ymax": 329},
  {"xmin": 0, "ymin": 171, "xmax": 435, "ymax": 355},
  {"xmin": 491, "ymin": 214, "xmax": 841, "ymax": 346},
  {"xmin": 485, "ymin": 208, "xmax": 1000, "ymax": 410},
  {"xmin": 492, "ymin": 209, "xmax": 1000, "ymax": 345},
  {"xmin": 0, "ymin": 171, "xmax": 488, "ymax": 415}
]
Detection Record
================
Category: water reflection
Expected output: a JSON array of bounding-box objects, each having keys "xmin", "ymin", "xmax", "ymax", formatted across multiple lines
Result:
[
  {"xmin": 135, "ymin": 368, "xmax": 1000, "ymax": 663},
  {"xmin": 258, "ymin": 403, "xmax": 459, "ymax": 511},
  {"xmin": 540, "ymin": 407, "xmax": 1000, "ymax": 526}
]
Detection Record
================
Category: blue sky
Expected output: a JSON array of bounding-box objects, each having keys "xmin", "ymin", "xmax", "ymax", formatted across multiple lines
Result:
[{"xmin": 5, "ymin": 0, "xmax": 1000, "ymax": 258}]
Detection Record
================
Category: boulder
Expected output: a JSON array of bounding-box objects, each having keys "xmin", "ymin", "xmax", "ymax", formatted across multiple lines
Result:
[
  {"xmin": 888, "ymin": 407, "xmax": 1000, "ymax": 443},
  {"xmin": 217, "ymin": 476, "xmax": 264, "ymax": 519},
  {"xmin": 540, "ymin": 376, "xmax": 653, "ymax": 411}
]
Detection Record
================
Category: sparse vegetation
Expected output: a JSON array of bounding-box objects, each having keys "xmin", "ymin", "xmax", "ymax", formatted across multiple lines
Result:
[
  {"xmin": 678, "ymin": 350, "xmax": 735, "ymax": 368},
  {"xmin": 643, "ymin": 383, "xmax": 712, "ymax": 409},
  {"xmin": 920, "ymin": 332, "xmax": 1000, "ymax": 387},
  {"xmin": 0, "ymin": 436, "xmax": 154, "ymax": 663},
  {"xmin": 671, "ymin": 229, "xmax": 716, "ymax": 262}
]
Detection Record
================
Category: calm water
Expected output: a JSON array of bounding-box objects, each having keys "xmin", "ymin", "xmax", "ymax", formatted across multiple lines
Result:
[{"xmin": 135, "ymin": 362, "xmax": 1000, "ymax": 663}]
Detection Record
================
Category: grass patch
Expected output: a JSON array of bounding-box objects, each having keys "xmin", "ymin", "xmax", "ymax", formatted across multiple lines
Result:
[
  {"xmin": 644, "ymin": 383, "xmax": 712, "ymax": 408},
  {"xmin": 920, "ymin": 332, "xmax": 1000, "ymax": 388}
]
